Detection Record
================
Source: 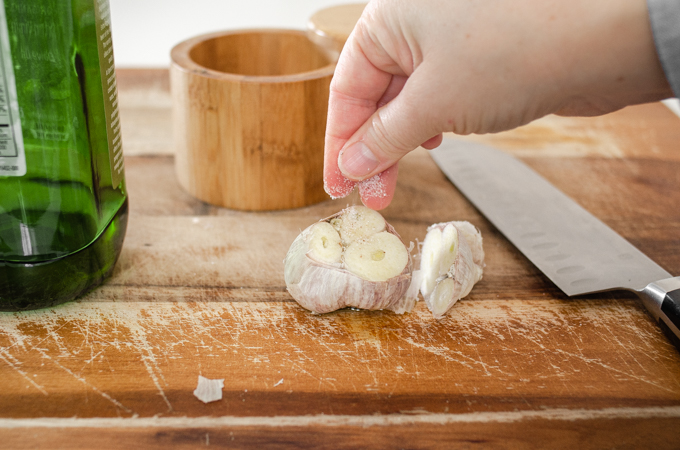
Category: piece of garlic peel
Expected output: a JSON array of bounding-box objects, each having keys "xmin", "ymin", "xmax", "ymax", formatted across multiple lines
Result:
[
  {"xmin": 420, "ymin": 221, "xmax": 485, "ymax": 318},
  {"xmin": 284, "ymin": 206, "xmax": 416, "ymax": 314},
  {"xmin": 193, "ymin": 376, "xmax": 224, "ymax": 404},
  {"xmin": 452, "ymin": 220, "xmax": 485, "ymax": 267}
]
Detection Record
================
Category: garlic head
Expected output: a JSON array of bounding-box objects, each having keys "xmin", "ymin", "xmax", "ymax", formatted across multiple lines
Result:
[{"xmin": 284, "ymin": 206, "xmax": 417, "ymax": 314}]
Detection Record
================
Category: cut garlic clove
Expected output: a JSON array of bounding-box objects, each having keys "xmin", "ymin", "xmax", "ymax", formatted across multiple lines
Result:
[
  {"xmin": 438, "ymin": 224, "xmax": 459, "ymax": 276},
  {"xmin": 344, "ymin": 231, "xmax": 409, "ymax": 282},
  {"xmin": 419, "ymin": 226, "xmax": 442, "ymax": 298},
  {"xmin": 430, "ymin": 277, "xmax": 457, "ymax": 317},
  {"xmin": 307, "ymin": 221, "xmax": 342, "ymax": 265},
  {"xmin": 332, "ymin": 205, "xmax": 386, "ymax": 244},
  {"xmin": 420, "ymin": 221, "xmax": 484, "ymax": 318}
]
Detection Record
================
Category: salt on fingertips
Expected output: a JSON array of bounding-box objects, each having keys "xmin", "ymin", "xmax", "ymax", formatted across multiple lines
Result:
[{"xmin": 358, "ymin": 173, "xmax": 387, "ymax": 199}]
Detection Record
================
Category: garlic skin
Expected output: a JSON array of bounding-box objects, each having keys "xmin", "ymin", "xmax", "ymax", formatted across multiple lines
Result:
[
  {"xmin": 284, "ymin": 206, "xmax": 417, "ymax": 314},
  {"xmin": 420, "ymin": 221, "xmax": 484, "ymax": 318}
]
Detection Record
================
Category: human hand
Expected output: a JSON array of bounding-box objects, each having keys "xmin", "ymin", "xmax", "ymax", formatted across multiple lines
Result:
[{"xmin": 323, "ymin": 0, "xmax": 672, "ymax": 210}]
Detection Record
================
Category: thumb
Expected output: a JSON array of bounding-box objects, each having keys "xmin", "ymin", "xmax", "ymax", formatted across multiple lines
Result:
[{"xmin": 337, "ymin": 69, "xmax": 442, "ymax": 181}]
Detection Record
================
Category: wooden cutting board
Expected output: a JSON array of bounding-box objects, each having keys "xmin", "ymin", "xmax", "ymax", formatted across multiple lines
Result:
[{"xmin": 0, "ymin": 69, "xmax": 679, "ymax": 449}]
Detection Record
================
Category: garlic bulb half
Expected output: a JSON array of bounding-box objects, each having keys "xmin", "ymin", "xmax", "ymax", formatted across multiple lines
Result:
[
  {"xmin": 284, "ymin": 206, "xmax": 418, "ymax": 314},
  {"xmin": 419, "ymin": 221, "xmax": 485, "ymax": 318}
]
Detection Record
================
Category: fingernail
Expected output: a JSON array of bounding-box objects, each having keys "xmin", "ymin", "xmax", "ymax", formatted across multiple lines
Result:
[{"xmin": 338, "ymin": 142, "xmax": 379, "ymax": 179}]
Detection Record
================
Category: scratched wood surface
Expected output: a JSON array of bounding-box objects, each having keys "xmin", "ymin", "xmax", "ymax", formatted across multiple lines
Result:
[{"xmin": 1, "ymin": 69, "xmax": 679, "ymax": 449}]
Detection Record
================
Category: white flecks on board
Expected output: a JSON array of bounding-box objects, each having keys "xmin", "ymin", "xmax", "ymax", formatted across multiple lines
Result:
[{"xmin": 0, "ymin": 299, "xmax": 678, "ymax": 417}]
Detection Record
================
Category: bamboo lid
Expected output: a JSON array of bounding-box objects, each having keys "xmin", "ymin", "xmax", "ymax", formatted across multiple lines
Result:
[{"xmin": 307, "ymin": 3, "xmax": 367, "ymax": 54}]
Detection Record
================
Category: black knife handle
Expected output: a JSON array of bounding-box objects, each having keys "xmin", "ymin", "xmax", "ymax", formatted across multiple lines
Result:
[
  {"xmin": 638, "ymin": 278, "xmax": 680, "ymax": 353},
  {"xmin": 659, "ymin": 289, "xmax": 680, "ymax": 351}
]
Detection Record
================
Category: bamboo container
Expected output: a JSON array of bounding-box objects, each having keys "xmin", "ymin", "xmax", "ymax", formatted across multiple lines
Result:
[
  {"xmin": 307, "ymin": 3, "xmax": 367, "ymax": 54},
  {"xmin": 170, "ymin": 29, "xmax": 336, "ymax": 210}
]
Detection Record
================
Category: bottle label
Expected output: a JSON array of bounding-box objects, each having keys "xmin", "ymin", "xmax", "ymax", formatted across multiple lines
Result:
[
  {"xmin": 94, "ymin": 0, "xmax": 123, "ymax": 189},
  {"xmin": 0, "ymin": 0, "xmax": 25, "ymax": 177}
]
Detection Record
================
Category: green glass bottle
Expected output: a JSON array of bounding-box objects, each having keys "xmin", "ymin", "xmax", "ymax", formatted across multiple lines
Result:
[{"xmin": 0, "ymin": 0, "xmax": 128, "ymax": 310}]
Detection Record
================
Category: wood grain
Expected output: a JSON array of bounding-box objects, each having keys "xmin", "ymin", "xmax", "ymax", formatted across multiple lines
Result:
[
  {"xmin": 1, "ymin": 299, "xmax": 679, "ymax": 419},
  {"xmin": 170, "ymin": 30, "xmax": 335, "ymax": 210},
  {"xmin": 1, "ymin": 69, "xmax": 679, "ymax": 448},
  {"xmin": 2, "ymin": 413, "xmax": 680, "ymax": 450}
]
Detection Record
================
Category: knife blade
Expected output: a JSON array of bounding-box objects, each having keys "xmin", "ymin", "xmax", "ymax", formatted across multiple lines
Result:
[{"xmin": 430, "ymin": 139, "xmax": 680, "ymax": 350}]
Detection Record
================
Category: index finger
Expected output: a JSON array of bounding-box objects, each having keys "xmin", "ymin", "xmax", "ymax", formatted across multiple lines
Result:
[{"xmin": 323, "ymin": 29, "xmax": 399, "ymax": 200}]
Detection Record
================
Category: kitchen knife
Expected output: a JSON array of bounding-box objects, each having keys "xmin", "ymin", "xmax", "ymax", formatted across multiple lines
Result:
[{"xmin": 430, "ymin": 139, "xmax": 680, "ymax": 350}]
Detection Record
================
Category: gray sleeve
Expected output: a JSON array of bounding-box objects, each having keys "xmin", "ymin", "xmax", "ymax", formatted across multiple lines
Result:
[{"xmin": 648, "ymin": 0, "xmax": 680, "ymax": 98}]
